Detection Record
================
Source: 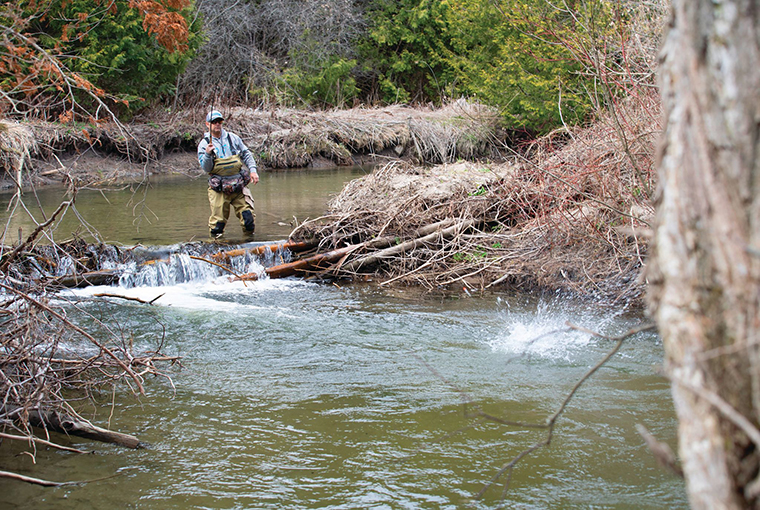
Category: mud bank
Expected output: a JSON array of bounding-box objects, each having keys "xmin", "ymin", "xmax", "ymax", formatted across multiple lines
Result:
[{"xmin": 1, "ymin": 100, "xmax": 505, "ymax": 190}]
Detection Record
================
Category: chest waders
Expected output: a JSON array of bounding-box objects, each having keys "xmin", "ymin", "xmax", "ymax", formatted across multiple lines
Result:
[
  {"xmin": 207, "ymin": 133, "xmax": 243, "ymax": 176},
  {"xmin": 205, "ymin": 133, "xmax": 255, "ymax": 237}
]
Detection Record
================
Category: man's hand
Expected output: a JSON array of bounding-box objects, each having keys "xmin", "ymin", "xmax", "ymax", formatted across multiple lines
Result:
[
  {"xmin": 205, "ymin": 143, "xmax": 215, "ymax": 156},
  {"xmin": 251, "ymin": 172, "xmax": 260, "ymax": 185}
]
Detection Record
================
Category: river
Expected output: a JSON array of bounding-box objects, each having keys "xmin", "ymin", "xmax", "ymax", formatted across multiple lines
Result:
[{"xmin": 0, "ymin": 168, "xmax": 687, "ymax": 509}]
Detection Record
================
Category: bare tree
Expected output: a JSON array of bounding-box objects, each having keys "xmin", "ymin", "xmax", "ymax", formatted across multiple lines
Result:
[
  {"xmin": 648, "ymin": 0, "xmax": 760, "ymax": 507},
  {"xmin": 177, "ymin": 0, "xmax": 365, "ymax": 107}
]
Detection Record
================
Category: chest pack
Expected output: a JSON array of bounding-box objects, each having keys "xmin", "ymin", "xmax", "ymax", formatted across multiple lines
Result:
[{"xmin": 206, "ymin": 133, "xmax": 243, "ymax": 176}]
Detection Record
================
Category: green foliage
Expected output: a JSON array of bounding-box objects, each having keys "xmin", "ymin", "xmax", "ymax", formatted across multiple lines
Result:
[
  {"xmin": 280, "ymin": 58, "xmax": 359, "ymax": 107},
  {"xmin": 444, "ymin": 0, "xmax": 617, "ymax": 132},
  {"xmin": 24, "ymin": 0, "xmax": 201, "ymax": 112},
  {"xmin": 359, "ymin": 0, "xmax": 458, "ymax": 104},
  {"xmin": 452, "ymin": 247, "xmax": 488, "ymax": 262},
  {"xmin": 360, "ymin": 0, "xmax": 620, "ymax": 133}
]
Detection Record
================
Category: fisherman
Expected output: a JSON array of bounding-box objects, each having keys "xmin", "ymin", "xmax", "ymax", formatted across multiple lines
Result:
[{"xmin": 197, "ymin": 110, "xmax": 259, "ymax": 238}]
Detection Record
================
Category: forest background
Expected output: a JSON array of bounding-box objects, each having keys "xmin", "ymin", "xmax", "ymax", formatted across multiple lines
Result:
[{"xmin": 0, "ymin": 0, "xmax": 658, "ymax": 134}]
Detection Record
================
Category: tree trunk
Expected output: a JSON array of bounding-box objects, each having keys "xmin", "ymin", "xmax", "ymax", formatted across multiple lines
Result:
[{"xmin": 649, "ymin": 1, "xmax": 760, "ymax": 508}]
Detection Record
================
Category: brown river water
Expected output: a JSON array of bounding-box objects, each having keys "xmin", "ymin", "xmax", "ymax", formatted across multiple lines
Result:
[{"xmin": 0, "ymin": 167, "xmax": 687, "ymax": 509}]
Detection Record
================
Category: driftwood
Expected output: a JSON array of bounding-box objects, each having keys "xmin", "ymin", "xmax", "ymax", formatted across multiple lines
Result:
[
  {"xmin": 49, "ymin": 269, "xmax": 120, "ymax": 288},
  {"xmin": 0, "ymin": 470, "xmax": 78, "ymax": 487},
  {"xmin": 234, "ymin": 219, "xmax": 476, "ymax": 281},
  {"xmin": 236, "ymin": 245, "xmax": 359, "ymax": 281},
  {"xmin": 342, "ymin": 218, "xmax": 477, "ymax": 273},
  {"xmin": 6, "ymin": 406, "xmax": 144, "ymax": 449},
  {"xmin": 210, "ymin": 240, "xmax": 316, "ymax": 263},
  {"xmin": 137, "ymin": 240, "xmax": 316, "ymax": 267}
]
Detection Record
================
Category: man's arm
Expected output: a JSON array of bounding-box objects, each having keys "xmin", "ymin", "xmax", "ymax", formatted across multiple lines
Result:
[{"xmin": 197, "ymin": 137, "xmax": 215, "ymax": 173}]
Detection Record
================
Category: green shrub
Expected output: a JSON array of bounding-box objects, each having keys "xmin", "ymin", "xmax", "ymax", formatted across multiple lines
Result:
[
  {"xmin": 23, "ymin": 0, "xmax": 201, "ymax": 113},
  {"xmin": 280, "ymin": 58, "xmax": 359, "ymax": 108}
]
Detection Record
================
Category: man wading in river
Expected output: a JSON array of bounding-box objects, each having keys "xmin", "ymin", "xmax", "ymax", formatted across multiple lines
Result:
[{"xmin": 198, "ymin": 110, "xmax": 259, "ymax": 238}]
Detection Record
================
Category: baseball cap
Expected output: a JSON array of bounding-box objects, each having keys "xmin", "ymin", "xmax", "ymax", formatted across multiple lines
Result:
[{"xmin": 206, "ymin": 110, "xmax": 224, "ymax": 122}]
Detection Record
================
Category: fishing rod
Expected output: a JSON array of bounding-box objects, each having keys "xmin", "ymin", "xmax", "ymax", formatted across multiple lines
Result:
[{"xmin": 207, "ymin": 85, "xmax": 218, "ymax": 158}]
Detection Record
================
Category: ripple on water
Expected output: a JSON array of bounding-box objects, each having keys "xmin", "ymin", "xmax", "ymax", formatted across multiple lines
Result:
[{"xmin": 16, "ymin": 274, "xmax": 685, "ymax": 509}]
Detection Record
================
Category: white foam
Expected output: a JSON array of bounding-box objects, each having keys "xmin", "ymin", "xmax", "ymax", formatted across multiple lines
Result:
[
  {"xmin": 488, "ymin": 300, "xmax": 596, "ymax": 360},
  {"xmin": 65, "ymin": 272, "xmax": 315, "ymax": 311}
]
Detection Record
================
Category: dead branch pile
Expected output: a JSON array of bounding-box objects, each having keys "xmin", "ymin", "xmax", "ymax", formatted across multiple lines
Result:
[
  {"xmin": 289, "ymin": 93, "xmax": 659, "ymax": 305},
  {"xmin": 1, "ymin": 222, "xmax": 179, "ymax": 480}
]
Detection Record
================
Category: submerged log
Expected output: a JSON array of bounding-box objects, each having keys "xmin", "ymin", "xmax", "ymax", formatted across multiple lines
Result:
[{"xmin": 5, "ymin": 406, "xmax": 144, "ymax": 449}]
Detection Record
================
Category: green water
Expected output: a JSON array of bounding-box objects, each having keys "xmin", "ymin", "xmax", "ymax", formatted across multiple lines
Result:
[
  {"xmin": 0, "ymin": 166, "xmax": 369, "ymax": 245},
  {"xmin": 0, "ymin": 169, "xmax": 686, "ymax": 509}
]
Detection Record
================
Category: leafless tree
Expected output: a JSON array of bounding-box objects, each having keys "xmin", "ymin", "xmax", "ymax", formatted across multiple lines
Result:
[{"xmin": 176, "ymin": 0, "xmax": 366, "ymax": 108}]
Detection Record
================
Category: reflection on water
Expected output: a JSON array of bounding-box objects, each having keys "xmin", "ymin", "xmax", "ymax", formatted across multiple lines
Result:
[{"xmin": 0, "ymin": 166, "xmax": 368, "ymax": 245}]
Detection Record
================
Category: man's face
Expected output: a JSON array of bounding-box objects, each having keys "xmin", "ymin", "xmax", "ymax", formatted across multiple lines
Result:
[{"xmin": 207, "ymin": 119, "xmax": 223, "ymax": 137}]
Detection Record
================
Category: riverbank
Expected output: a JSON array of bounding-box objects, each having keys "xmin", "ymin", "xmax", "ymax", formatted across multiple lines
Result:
[
  {"xmin": 0, "ymin": 100, "xmax": 505, "ymax": 190},
  {"xmin": 1, "ymin": 99, "xmax": 657, "ymax": 305}
]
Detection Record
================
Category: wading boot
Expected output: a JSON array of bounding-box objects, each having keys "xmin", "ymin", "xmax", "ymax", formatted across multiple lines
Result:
[
  {"xmin": 210, "ymin": 221, "xmax": 226, "ymax": 239},
  {"xmin": 242, "ymin": 210, "xmax": 255, "ymax": 237}
]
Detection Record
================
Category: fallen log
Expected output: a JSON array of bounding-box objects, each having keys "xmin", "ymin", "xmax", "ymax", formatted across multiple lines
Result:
[
  {"xmin": 342, "ymin": 218, "xmax": 477, "ymax": 273},
  {"xmin": 362, "ymin": 218, "xmax": 457, "ymax": 251},
  {"xmin": 48, "ymin": 269, "xmax": 120, "ymax": 288},
  {"xmin": 5, "ymin": 406, "xmax": 145, "ymax": 449},
  {"xmin": 210, "ymin": 240, "xmax": 316, "ymax": 263},
  {"xmin": 0, "ymin": 470, "xmax": 75, "ymax": 487},
  {"xmin": 139, "ymin": 240, "xmax": 316, "ymax": 267},
  {"xmin": 235, "ymin": 245, "xmax": 360, "ymax": 281}
]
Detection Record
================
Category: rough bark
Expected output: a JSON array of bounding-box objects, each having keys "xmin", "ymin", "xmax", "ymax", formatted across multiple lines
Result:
[{"xmin": 649, "ymin": 1, "xmax": 760, "ymax": 508}]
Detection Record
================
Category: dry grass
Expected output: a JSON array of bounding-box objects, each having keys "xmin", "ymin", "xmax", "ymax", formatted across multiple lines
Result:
[
  {"xmin": 0, "ymin": 121, "xmax": 36, "ymax": 179},
  {"xmin": 183, "ymin": 99, "xmax": 504, "ymax": 168},
  {"xmin": 3, "ymin": 100, "xmax": 503, "ymax": 189}
]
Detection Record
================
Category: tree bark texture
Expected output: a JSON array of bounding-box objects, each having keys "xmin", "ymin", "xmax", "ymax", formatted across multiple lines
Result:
[{"xmin": 649, "ymin": 1, "xmax": 760, "ymax": 508}]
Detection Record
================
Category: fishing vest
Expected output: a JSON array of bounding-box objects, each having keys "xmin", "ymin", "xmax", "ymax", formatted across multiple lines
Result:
[{"xmin": 206, "ymin": 133, "xmax": 243, "ymax": 176}]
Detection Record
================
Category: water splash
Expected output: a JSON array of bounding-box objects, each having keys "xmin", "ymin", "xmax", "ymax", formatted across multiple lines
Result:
[{"xmin": 488, "ymin": 297, "xmax": 619, "ymax": 360}]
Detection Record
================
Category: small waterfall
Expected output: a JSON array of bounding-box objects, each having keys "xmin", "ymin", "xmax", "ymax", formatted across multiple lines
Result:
[{"xmin": 106, "ymin": 242, "xmax": 293, "ymax": 288}]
